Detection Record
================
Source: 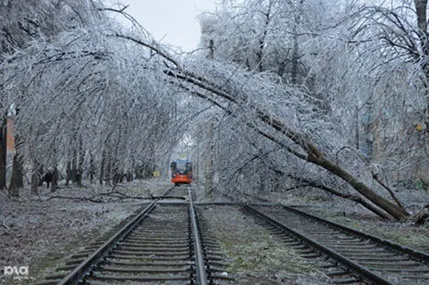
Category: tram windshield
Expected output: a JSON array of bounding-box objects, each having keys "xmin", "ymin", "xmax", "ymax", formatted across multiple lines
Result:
[{"xmin": 171, "ymin": 161, "xmax": 192, "ymax": 174}]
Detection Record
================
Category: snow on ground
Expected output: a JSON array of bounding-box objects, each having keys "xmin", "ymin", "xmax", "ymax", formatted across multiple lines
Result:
[
  {"xmin": 2, "ymin": 177, "xmax": 428, "ymax": 284},
  {"xmin": 233, "ymin": 187, "xmax": 429, "ymax": 253},
  {"xmin": 0, "ymin": 178, "xmax": 171, "ymax": 284},
  {"xmin": 200, "ymin": 205, "xmax": 332, "ymax": 284}
]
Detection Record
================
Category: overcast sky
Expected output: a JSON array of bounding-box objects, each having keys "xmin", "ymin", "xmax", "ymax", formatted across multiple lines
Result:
[{"xmin": 107, "ymin": 0, "xmax": 216, "ymax": 52}]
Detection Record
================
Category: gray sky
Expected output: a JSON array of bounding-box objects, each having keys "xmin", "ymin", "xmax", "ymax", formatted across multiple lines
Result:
[{"xmin": 110, "ymin": 0, "xmax": 216, "ymax": 51}]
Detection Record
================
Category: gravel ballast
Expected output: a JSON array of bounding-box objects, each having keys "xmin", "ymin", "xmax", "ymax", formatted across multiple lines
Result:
[
  {"xmin": 0, "ymin": 179, "xmax": 171, "ymax": 284},
  {"xmin": 199, "ymin": 205, "xmax": 331, "ymax": 284}
]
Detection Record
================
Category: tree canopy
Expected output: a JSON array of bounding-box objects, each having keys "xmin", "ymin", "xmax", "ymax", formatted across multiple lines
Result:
[{"xmin": 1, "ymin": 0, "xmax": 429, "ymax": 221}]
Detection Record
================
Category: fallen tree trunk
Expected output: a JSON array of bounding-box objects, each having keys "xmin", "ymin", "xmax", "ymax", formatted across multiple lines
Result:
[
  {"xmin": 230, "ymin": 143, "xmax": 394, "ymax": 220},
  {"xmin": 285, "ymin": 174, "xmax": 393, "ymax": 220},
  {"xmin": 8, "ymin": 31, "xmax": 411, "ymax": 221},
  {"xmin": 176, "ymin": 78, "xmax": 407, "ymax": 220}
]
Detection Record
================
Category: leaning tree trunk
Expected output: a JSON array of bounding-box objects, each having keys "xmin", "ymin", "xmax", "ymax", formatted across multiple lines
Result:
[
  {"xmin": 307, "ymin": 151, "xmax": 410, "ymax": 220},
  {"xmin": 171, "ymin": 70, "xmax": 410, "ymax": 221},
  {"xmin": 284, "ymin": 173, "xmax": 394, "ymax": 220},
  {"xmin": 202, "ymin": 83, "xmax": 409, "ymax": 220},
  {"xmin": 106, "ymin": 34, "xmax": 413, "ymax": 221}
]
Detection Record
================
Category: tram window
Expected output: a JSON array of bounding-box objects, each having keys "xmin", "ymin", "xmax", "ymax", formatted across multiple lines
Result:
[
  {"xmin": 171, "ymin": 161, "xmax": 192, "ymax": 175},
  {"xmin": 176, "ymin": 163, "xmax": 187, "ymax": 174},
  {"xmin": 185, "ymin": 163, "xmax": 192, "ymax": 172}
]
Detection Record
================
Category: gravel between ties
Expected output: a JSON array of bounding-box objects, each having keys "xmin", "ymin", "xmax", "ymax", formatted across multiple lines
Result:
[
  {"xmin": 0, "ymin": 178, "xmax": 171, "ymax": 284},
  {"xmin": 200, "ymin": 205, "xmax": 332, "ymax": 285}
]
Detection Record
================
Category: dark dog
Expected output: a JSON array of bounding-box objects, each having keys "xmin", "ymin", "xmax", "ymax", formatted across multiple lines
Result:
[{"xmin": 38, "ymin": 172, "xmax": 53, "ymax": 188}]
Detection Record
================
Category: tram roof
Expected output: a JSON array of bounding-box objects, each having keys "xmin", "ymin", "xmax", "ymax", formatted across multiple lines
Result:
[{"xmin": 172, "ymin": 159, "xmax": 191, "ymax": 164}]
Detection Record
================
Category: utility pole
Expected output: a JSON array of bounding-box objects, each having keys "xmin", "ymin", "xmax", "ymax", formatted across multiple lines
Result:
[
  {"xmin": 205, "ymin": 39, "xmax": 215, "ymax": 198},
  {"xmin": 208, "ymin": 39, "xmax": 214, "ymax": 60}
]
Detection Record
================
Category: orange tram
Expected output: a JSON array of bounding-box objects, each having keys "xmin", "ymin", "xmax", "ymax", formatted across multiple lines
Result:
[{"xmin": 170, "ymin": 160, "xmax": 192, "ymax": 185}]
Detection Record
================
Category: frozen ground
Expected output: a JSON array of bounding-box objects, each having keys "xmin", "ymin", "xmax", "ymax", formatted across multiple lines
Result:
[
  {"xmin": 200, "ymin": 205, "xmax": 332, "ymax": 284},
  {"xmin": 229, "ymin": 187, "xmax": 429, "ymax": 253},
  {"xmin": 2, "ymin": 178, "xmax": 428, "ymax": 284},
  {"xmin": 0, "ymin": 178, "xmax": 171, "ymax": 284}
]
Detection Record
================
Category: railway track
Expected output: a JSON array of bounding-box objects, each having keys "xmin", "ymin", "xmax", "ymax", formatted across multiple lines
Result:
[
  {"xmin": 35, "ymin": 193, "xmax": 429, "ymax": 284},
  {"xmin": 245, "ymin": 204, "xmax": 429, "ymax": 285},
  {"xmin": 37, "ymin": 186, "xmax": 230, "ymax": 285}
]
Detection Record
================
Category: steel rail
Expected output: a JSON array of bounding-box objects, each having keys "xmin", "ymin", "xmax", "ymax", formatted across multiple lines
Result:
[
  {"xmin": 244, "ymin": 205, "xmax": 391, "ymax": 285},
  {"xmin": 194, "ymin": 202, "xmax": 240, "ymax": 205},
  {"xmin": 281, "ymin": 204, "xmax": 429, "ymax": 263},
  {"xmin": 57, "ymin": 187, "xmax": 175, "ymax": 285},
  {"xmin": 188, "ymin": 187, "xmax": 208, "ymax": 285}
]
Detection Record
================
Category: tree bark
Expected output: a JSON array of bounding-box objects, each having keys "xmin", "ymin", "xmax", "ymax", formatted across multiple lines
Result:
[
  {"xmin": 105, "ymin": 157, "xmax": 111, "ymax": 184},
  {"xmin": 0, "ymin": 116, "xmax": 7, "ymax": 190},
  {"xmin": 31, "ymin": 160, "xmax": 40, "ymax": 195},
  {"xmin": 414, "ymin": 0, "xmax": 429, "ymax": 124},
  {"xmin": 307, "ymin": 153, "xmax": 409, "ymax": 220},
  {"xmin": 415, "ymin": 0, "xmax": 428, "ymax": 56},
  {"xmin": 205, "ymin": 121, "xmax": 214, "ymax": 197},
  {"xmin": 77, "ymin": 138, "xmax": 84, "ymax": 187},
  {"xmin": 291, "ymin": 0, "xmax": 304, "ymax": 84},
  {"xmin": 71, "ymin": 157, "xmax": 77, "ymax": 183},
  {"xmin": 51, "ymin": 166, "xmax": 58, "ymax": 192},
  {"xmin": 9, "ymin": 150, "xmax": 23, "ymax": 196},
  {"xmin": 255, "ymin": 2, "xmax": 271, "ymax": 72},
  {"xmin": 89, "ymin": 153, "xmax": 95, "ymax": 183},
  {"xmin": 126, "ymin": 170, "xmax": 133, "ymax": 182},
  {"xmin": 251, "ymin": 155, "xmax": 394, "ymax": 220},
  {"xmin": 285, "ymin": 173, "xmax": 393, "ymax": 220},
  {"xmin": 66, "ymin": 161, "xmax": 71, "ymax": 186},
  {"xmin": 99, "ymin": 149, "xmax": 105, "ymax": 185}
]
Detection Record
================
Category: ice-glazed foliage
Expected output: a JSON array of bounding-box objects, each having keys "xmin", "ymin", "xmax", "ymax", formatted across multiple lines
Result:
[
  {"xmin": 189, "ymin": 0, "xmax": 363, "ymax": 194},
  {"xmin": 199, "ymin": 0, "xmax": 349, "ymax": 78},
  {"xmin": 1, "ymin": 0, "xmax": 428, "ymax": 220},
  {"xmin": 190, "ymin": 0, "xmax": 429, "ymax": 200},
  {"xmin": 183, "ymin": 56, "xmax": 345, "ymax": 153},
  {"xmin": 0, "ymin": 1, "xmax": 394, "ymax": 187},
  {"xmin": 1, "ymin": 13, "xmax": 182, "ymax": 173}
]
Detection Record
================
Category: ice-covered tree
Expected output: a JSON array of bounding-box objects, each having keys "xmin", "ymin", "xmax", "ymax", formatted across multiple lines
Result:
[{"xmin": 2, "ymin": 0, "xmax": 427, "ymax": 222}]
